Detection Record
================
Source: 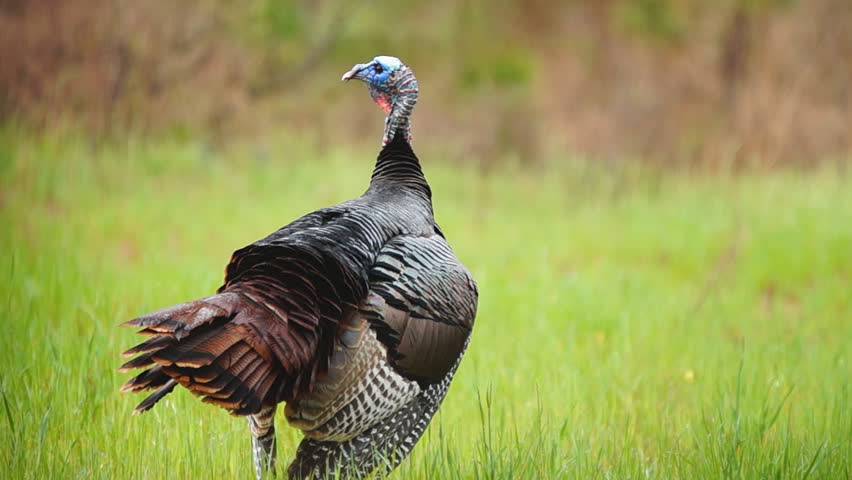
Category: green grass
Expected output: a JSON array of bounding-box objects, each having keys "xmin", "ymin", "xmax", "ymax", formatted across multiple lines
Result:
[{"xmin": 1, "ymin": 131, "xmax": 850, "ymax": 479}]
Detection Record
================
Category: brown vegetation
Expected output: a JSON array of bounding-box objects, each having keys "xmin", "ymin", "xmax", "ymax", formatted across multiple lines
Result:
[
  {"xmin": 0, "ymin": 0, "xmax": 252, "ymax": 135},
  {"xmin": 1, "ymin": 0, "xmax": 849, "ymax": 167}
]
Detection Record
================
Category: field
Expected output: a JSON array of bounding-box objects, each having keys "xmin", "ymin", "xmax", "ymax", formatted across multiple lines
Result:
[{"xmin": 1, "ymin": 131, "xmax": 850, "ymax": 479}]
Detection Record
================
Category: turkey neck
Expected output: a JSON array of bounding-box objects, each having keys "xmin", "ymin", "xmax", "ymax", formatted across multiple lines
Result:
[
  {"xmin": 381, "ymin": 66, "xmax": 417, "ymax": 147},
  {"xmin": 369, "ymin": 127, "xmax": 432, "ymax": 202},
  {"xmin": 367, "ymin": 66, "xmax": 431, "ymax": 201}
]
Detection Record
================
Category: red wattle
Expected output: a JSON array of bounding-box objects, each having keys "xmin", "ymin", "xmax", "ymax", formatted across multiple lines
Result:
[{"xmin": 375, "ymin": 94, "xmax": 392, "ymax": 114}]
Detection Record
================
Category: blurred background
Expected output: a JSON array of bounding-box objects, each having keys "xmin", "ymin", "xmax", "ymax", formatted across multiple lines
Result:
[
  {"xmin": 2, "ymin": 2, "xmax": 852, "ymax": 478},
  {"xmin": 2, "ymin": 0, "xmax": 849, "ymax": 167}
]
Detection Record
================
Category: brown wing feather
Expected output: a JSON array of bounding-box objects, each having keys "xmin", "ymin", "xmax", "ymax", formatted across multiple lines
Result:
[{"xmin": 120, "ymin": 244, "xmax": 366, "ymax": 416}]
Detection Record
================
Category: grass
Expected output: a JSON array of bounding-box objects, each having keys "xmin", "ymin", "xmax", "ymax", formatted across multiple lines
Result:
[{"xmin": 1, "ymin": 129, "xmax": 850, "ymax": 479}]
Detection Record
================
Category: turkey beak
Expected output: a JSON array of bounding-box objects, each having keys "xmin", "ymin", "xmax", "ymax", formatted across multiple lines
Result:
[{"xmin": 341, "ymin": 64, "xmax": 366, "ymax": 82}]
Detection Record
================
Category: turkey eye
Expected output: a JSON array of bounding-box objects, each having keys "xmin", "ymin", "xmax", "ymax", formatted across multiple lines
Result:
[{"xmin": 373, "ymin": 64, "xmax": 384, "ymax": 74}]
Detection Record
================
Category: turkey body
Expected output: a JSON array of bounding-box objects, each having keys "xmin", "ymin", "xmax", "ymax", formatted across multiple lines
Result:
[{"xmin": 120, "ymin": 131, "xmax": 477, "ymax": 479}]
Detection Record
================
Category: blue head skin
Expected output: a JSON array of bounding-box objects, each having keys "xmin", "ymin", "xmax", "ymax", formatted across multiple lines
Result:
[
  {"xmin": 342, "ymin": 56, "xmax": 419, "ymax": 145},
  {"xmin": 341, "ymin": 56, "xmax": 408, "ymax": 114}
]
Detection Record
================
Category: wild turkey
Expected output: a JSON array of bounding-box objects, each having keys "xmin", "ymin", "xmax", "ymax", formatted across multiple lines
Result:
[{"xmin": 119, "ymin": 55, "xmax": 478, "ymax": 480}]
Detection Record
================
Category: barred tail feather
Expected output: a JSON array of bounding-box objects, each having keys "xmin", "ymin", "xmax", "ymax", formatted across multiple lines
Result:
[
  {"xmin": 119, "ymin": 292, "xmax": 287, "ymax": 416},
  {"xmin": 132, "ymin": 379, "xmax": 177, "ymax": 414}
]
